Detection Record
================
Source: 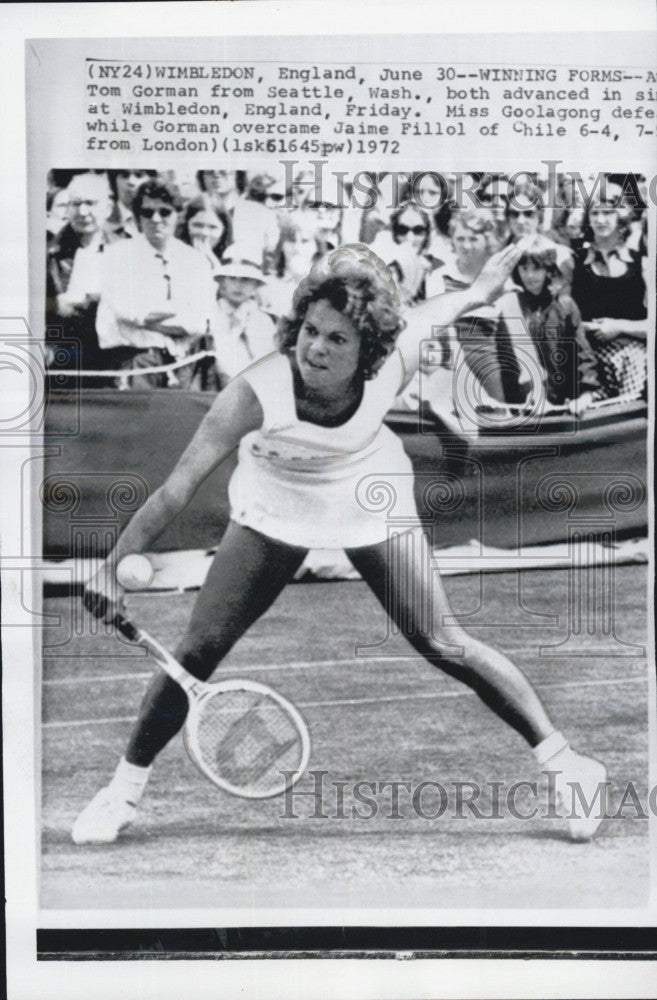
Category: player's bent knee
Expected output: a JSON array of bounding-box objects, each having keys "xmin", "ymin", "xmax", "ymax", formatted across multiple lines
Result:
[
  {"xmin": 174, "ymin": 640, "xmax": 223, "ymax": 681},
  {"xmin": 410, "ymin": 632, "xmax": 467, "ymax": 666},
  {"xmin": 417, "ymin": 632, "xmax": 497, "ymax": 685}
]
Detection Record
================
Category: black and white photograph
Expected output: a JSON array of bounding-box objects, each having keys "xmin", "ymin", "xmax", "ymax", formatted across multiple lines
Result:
[
  {"xmin": 2, "ymin": 2, "xmax": 656, "ymax": 998},
  {"xmin": 40, "ymin": 159, "xmax": 650, "ymax": 907}
]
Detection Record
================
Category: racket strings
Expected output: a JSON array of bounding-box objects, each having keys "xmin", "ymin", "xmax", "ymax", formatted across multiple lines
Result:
[{"xmin": 195, "ymin": 689, "xmax": 304, "ymax": 795}]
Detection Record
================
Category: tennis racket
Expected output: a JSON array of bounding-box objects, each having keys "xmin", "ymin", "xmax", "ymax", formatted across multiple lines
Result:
[{"xmin": 114, "ymin": 615, "xmax": 311, "ymax": 799}]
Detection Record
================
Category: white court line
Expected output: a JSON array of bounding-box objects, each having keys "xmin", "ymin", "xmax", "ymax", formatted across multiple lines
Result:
[
  {"xmin": 45, "ymin": 715, "xmax": 139, "ymax": 729},
  {"xmin": 41, "ymin": 646, "xmax": 649, "ymax": 685},
  {"xmin": 42, "ymin": 654, "xmax": 454, "ymax": 685},
  {"xmin": 303, "ymin": 676, "xmax": 647, "ymax": 708},
  {"xmin": 44, "ymin": 671, "xmax": 153, "ymax": 686},
  {"xmin": 42, "ymin": 675, "xmax": 647, "ymax": 729}
]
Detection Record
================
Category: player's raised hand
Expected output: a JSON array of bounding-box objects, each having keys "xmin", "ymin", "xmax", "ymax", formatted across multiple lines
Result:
[
  {"xmin": 470, "ymin": 237, "xmax": 529, "ymax": 305},
  {"xmin": 83, "ymin": 560, "xmax": 125, "ymax": 624}
]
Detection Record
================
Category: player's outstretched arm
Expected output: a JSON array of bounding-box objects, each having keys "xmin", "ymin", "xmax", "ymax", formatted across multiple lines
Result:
[
  {"xmin": 396, "ymin": 240, "xmax": 526, "ymax": 379},
  {"xmin": 85, "ymin": 375, "xmax": 264, "ymax": 621}
]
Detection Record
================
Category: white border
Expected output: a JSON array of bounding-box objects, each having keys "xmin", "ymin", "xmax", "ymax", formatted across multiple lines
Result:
[{"xmin": 3, "ymin": 2, "xmax": 657, "ymax": 998}]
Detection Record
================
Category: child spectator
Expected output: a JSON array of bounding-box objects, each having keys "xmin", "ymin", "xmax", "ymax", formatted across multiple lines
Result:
[
  {"xmin": 177, "ymin": 194, "xmax": 230, "ymax": 272},
  {"xmin": 210, "ymin": 254, "xmax": 277, "ymax": 388},
  {"xmin": 496, "ymin": 235, "xmax": 599, "ymax": 413}
]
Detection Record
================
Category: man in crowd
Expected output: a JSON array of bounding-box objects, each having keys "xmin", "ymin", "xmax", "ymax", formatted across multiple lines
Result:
[
  {"xmin": 105, "ymin": 169, "xmax": 157, "ymax": 241},
  {"xmin": 46, "ymin": 171, "xmax": 112, "ymax": 379}
]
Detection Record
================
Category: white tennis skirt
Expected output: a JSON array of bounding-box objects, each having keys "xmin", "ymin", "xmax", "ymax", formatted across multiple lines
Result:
[{"xmin": 228, "ymin": 426, "xmax": 421, "ymax": 550}]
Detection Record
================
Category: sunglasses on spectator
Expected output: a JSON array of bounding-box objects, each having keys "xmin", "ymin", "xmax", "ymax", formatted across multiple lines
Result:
[
  {"xmin": 140, "ymin": 207, "xmax": 175, "ymax": 219},
  {"xmin": 265, "ymin": 192, "xmax": 286, "ymax": 203},
  {"xmin": 508, "ymin": 208, "xmax": 538, "ymax": 218},
  {"xmin": 396, "ymin": 224, "xmax": 429, "ymax": 236},
  {"xmin": 306, "ymin": 201, "xmax": 340, "ymax": 211}
]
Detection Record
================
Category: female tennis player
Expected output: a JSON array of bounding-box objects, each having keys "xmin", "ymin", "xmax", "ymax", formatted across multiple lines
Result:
[{"xmin": 74, "ymin": 242, "xmax": 607, "ymax": 844}]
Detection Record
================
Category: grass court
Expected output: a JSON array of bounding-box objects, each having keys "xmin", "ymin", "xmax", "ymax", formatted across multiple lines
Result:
[{"xmin": 41, "ymin": 564, "xmax": 650, "ymax": 913}]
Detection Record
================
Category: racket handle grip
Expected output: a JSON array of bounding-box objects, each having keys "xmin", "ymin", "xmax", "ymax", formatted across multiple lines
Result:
[{"xmin": 113, "ymin": 615, "xmax": 140, "ymax": 642}]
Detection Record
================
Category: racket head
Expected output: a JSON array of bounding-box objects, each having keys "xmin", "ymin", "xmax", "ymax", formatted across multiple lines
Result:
[{"xmin": 182, "ymin": 678, "xmax": 311, "ymax": 799}]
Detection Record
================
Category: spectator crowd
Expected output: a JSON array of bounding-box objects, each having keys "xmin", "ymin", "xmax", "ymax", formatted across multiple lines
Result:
[{"xmin": 46, "ymin": 167, "xmax": 649, "ymax": 420}]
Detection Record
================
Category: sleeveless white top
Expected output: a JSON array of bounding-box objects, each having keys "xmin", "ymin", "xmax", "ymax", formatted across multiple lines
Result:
[{"xmin": 228, "ymin": 350, "xmax": 421, "ymax": 548}]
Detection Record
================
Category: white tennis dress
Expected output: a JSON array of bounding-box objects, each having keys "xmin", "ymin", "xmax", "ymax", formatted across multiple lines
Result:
[{"xmin": 228, "ymin": 350, "xmax": 421, "ymax": 549}]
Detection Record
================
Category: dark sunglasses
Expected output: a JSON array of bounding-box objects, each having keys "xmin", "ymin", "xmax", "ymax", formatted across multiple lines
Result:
[
  {"xmin": 396, "ymin": 224, "xmax": 428, "ymax": 236},
  {"xmin": 140, "ymin": 206, "xmax": 175, "ymax": 220},
  {"xmin": 266, "ymin": 192, "xmax": 286, "ymax": 203},
  {"xmin": 508, "ymin": 208, "xmax": 538, "ymax": 218},
  {"xmin": 480, "ymin": 194, "xmax": 508, "ymax": 205},
  {"xmin": 307, "ymin": 201, "xmax": 340, "ymax": 211}
]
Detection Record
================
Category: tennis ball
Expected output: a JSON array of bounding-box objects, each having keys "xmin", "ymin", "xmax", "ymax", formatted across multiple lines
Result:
[{"xmin": 116, "ymin": 554, "xmax": 154, "ymax": 591}]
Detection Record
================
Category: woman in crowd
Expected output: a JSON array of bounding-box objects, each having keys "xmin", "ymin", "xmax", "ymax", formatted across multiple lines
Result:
[
  {"xmin": 358, "ymin": 172, "xmax": 400, "ymax": 246},
  {"xmin": 571, "ymin": 180, "xmax": 647, "ymax": 401},
  {"xmin": 408, "ymin": 171, "xmax": 456, "ymax": 265},
  {"xmin": 548, "ymin": 174, "xmax": 589, "ymax": 245},
  {"xmin": 232, "ymin": 173, "xmax": 291, "ymax": 272},
  {"xmin": 46, "ymin": 186, "xmax": 70, "ymax": 240},
  {"xmin": 504, "ymin": 182, "xmax": 544, "ymax": 243},
  {"xmin": 383, "ymin": 202, "xmax": 437, "ymax": 307},
  {"xmin": 422, "ymin": 208, "xmax": 504, "ymax": 409},
  {"xmin": 476, "ymin": 174, "xmax": 510, "ymax": 247},
  {"xmin": 293, "ymin": 172, "xmax": 345, "ymax": 254},
  {"xmin": 196, "ymin": 169, "xmax": 243, "ymax": 212},
  {"xmin": 194, "ymin": 169, "xmax": 243, "ymax": 248},
  {"xmin": 265, "ymin": 212, "xmax": 335, "ymax": 318},
  {"xmin": 504, "ymin": 181, "xmax": 573, "ymax": 285}
]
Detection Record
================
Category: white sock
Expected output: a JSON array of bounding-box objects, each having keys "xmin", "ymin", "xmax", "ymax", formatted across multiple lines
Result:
[
  {"xmin": 532, "ymin": 731, "xmax": 570, "ymax": 768},
  {"xmin": 108, "ymin": 757, "xmax": 152, "ymax": 805}
]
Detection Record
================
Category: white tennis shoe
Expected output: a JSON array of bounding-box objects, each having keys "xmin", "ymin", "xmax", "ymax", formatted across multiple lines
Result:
[
  {"xmin": 550, "ymin": 749, "xmax": 609, "ymax": 842},
  {"xmin": 71, "ymin": 786, "xmax": 137, "ymax": 845}
]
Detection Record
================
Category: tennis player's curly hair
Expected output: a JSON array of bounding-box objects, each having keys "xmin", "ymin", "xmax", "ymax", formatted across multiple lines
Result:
[{"xmin": 277, "ymin": 244, "xmax": 405, "ymax": 381}]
